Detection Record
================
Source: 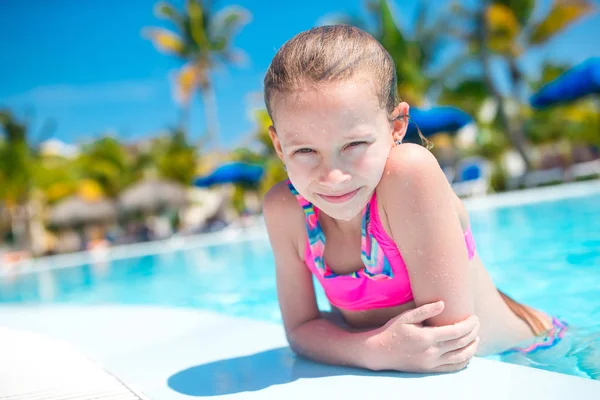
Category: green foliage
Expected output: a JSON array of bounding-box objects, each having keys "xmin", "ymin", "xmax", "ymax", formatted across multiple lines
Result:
[
  {"xmin": 439, "ymin": 79, "xmax": 489, "ymax": 116},
  {"xmin": 492, "ymin": 0, "xmax": 535, "ymax": 26},
  {"xmin": 529, "ymin": 62, "xmax": 569, "ymax": 91},
  {"xmin": 472, "ymin": 126, "xmax": 510, "ymax": 162},
  {"xmin": 526, "ymin": 101, "xmax": 600, "ymax": 147},
  {"xmin": 231, "ymin": 185, "xmax": 246, "ymax": 214},
  {"xmin": 32, "ymin": 155, "xmax": 78, "ymax": 203},
  {"xmin": 259, "ymin": 157, "xmax": 287, "ymax": 197},
  {"xmin": 529, "ymin": 1, "xmax": 593, "ymax": 45},
  {"xmin": 76, "ymin": 136, "xmax": 131, "ymax": 198},
  {"xmin": 145, "ymin": 0, "xmax": 251, "ymax": 147},
  {"xmin": 152, "ymin": 129, "xmax": 198, "ymax": 185},
  {"xmin": 0, "ymin": 110, "xmax": 33, "ymax": 205},
  {"xmin": 326, "ymin": 0, "xmax": 446, "ymax": 105}
]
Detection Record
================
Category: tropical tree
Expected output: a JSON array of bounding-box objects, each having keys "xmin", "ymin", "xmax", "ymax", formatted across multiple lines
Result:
[
  {"xmin": 152, "ymin": 128, "xmax": 199, "ymax": 185},
  {"xmin": 75, "ymin": 136, "xmax": 132, "ymax": 198},
  {"xmin": 0, "ymin": 110, "xmax": 44, "ymax": 251},
  {"xmin": 321, "ymin": 0, "xmax": 456, "ymax": 106},
  {"xmin": 236, "ymin": 109, "xmax": 287, "ymax": 196},
  {"xmin": 227, "ymin": 109, "xmax": 286, "ymax": 212},
  {"xmin": 143, "ymin": 0, "xmax": 251, "ymax": 148},
  {"xmin": 33, "ymin": 153, "xmax": 79, "ymax": 204},
  {"xmin": 444, "ymin": 0, "xmax": 595, "ymax": 169},
  {"xmin": 525, "ymin": 62, "xmax": 599, "ymax": 149},
  {"xmin": 0, "ymin": 110, "xmax": 33, "ymax": 206}
]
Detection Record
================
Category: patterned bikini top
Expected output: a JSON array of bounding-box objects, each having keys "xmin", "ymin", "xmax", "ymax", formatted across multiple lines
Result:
[
  {"xmin": 287, "ymin": 180, "xmax": 476, "ymax": 311},
  {"xmin": 287, "ymin": 180, "xmax": 393, "ymax": 280}
]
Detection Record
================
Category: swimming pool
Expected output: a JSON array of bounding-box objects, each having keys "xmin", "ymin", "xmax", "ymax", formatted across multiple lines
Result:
[{"xmin": 1, "ymin": 188, "xmax": 599, "ymax": 379}]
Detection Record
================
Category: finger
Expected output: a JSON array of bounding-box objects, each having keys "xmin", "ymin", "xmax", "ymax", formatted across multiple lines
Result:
[
  {"xmin": 431, "ymin": 360, "xmax": 470, "ymax": 373},
  {"xmin": 438, "ymin": 321, "xmax": 480, "ymax": 352},
  {"xmin": 440, "ymin": 336, "xmax": 480, "ymax": 365},
  {"xmin": 429, "ymin": 315, "xmax": 479, "ymax": 343},
  {"xmin": 398, "ymin": 301, "xmax": 444, "ymax": 324}
]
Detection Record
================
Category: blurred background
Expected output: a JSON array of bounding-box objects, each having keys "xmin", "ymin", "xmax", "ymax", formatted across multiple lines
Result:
[{"xmin": 1, "ymin": 0, "xmax": 599, "ymax": 262}]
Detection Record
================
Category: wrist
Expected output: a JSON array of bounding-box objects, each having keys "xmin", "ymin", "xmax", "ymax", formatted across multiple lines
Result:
[{"xmin": 360, "ymin": 328, "xmax": 385, "ymax": 371}]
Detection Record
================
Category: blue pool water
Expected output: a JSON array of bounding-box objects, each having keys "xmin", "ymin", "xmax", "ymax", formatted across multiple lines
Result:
[{"xmin": 1, "ymin": 193, "xmax": 599, "ymax": 379}]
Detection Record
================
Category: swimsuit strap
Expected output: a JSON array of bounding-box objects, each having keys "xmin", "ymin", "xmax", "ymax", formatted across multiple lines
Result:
[
  {"xmin": 361, "ymin": 193, "xmax": 394, "ymax": 279},
  {"xmin": 287, "ymin": 179, "xmax": 393, "ymax": 280},
  {"xmin": 287, "ymin": 180, "xmax": 334, "ymax": 277}
]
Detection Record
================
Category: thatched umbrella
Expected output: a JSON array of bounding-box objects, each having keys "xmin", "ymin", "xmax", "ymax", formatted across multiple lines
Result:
[
  {"xmin": 119, "ymin": 179, "xmax": 188, "ymax": 214},
  {"xmin": 49, "ymin": 196, "xmax": 117, "ymax": 227}
]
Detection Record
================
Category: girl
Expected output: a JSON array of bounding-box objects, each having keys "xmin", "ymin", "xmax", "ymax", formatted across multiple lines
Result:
[{"xmin": 262, "ymin": 25, "xmax": 564, "ymax": 374}]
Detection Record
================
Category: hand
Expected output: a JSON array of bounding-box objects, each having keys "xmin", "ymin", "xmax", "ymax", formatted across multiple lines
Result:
[{"xmin": 366, "ymin": 301, "xmax": 480, "ymax": 373}]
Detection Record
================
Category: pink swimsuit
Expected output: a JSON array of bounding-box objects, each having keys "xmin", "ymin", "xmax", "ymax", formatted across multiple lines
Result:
[{"xmin": 288, "ymin": 180, "xmax": 476, "ymax": 311}]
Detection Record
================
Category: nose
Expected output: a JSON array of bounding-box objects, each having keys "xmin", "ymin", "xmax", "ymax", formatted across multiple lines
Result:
[{"xmin": 318, "ymin": 163, "xmax": 351, "ymax": 186}]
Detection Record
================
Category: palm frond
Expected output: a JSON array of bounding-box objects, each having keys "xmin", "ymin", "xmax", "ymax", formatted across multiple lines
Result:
[{"xmin": 529, "ymin": 0, "xmax": 594, "ymax": 45}]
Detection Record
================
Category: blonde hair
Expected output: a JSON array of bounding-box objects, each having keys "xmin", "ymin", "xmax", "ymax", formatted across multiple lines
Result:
[
  {"xmin": 264, "ymin": 24, "xmax": 432, "ymax": 149},
  {"xmin": 264, "ymin": 25, "xmax": 398, "ymax": 119}
]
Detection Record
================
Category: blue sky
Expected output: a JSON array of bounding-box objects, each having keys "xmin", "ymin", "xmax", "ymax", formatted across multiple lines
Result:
[{"xmin": 1, "ymin": 0, "xmax": 599, "ymax": 149}]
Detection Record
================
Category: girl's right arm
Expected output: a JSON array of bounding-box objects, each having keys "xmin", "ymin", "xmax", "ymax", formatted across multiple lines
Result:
[
  {"xmin": 263, "ymin": 181, "xmax": 480, "ymax": 373},
  {"xmin": 263, "ymin": 181, "xmax": 375, "ymax": 368}
]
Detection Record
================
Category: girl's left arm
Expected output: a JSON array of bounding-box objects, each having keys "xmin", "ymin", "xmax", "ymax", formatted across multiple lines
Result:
[{"xmin": 379, "ymin": 144, "xmax": 474, "ymax": 327}]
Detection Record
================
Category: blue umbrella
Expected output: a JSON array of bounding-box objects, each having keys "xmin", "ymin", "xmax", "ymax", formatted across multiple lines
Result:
[
  {"xmin": 193, "ymin": 162, "xmax": 264, "ymax": 187},
  {"xmin": 407, "ymin": 106, "xmax": 474, "ymax": 137},
  {"xmin": 530, "ymin": 57, "xmax": 600, "ymax": 109}
]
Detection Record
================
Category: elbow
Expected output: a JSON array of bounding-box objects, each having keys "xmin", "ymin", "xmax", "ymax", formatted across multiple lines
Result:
[
  {"xmin": 283, "ymin": 317, "xmax": 319, "ymax": 358},
  {"xmin": 285, "ymin": 327, "xmax": 308, "ymax": 358}
]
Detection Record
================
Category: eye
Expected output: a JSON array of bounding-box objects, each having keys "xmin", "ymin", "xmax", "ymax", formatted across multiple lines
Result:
[
  {"xmin": 345, "ymin": 141, "xmax": 367, "ymax": 149},
  {"xmin": 294, "ymin": 148, "xmax": 314, "ymax": 155}
]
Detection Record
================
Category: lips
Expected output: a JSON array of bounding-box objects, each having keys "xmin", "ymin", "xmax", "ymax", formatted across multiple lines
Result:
[{"xmin": 317, "ymin": 188, "xmax": 361, "ymax": 203}]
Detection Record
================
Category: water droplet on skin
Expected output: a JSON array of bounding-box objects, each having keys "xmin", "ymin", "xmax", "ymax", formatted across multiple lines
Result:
[{"xmin": 391, "ymin": 332, "xmax": 397, "ymax": 338}]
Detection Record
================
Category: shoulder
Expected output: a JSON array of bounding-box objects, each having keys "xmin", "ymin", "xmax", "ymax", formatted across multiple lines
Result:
[
  {"xmin": 263, "ymin": 180, "xmax": 307, "ymax": 250},
  {"xmin": 263, "ymin": 180, "xmax": 301, "ymax": 221},
  {"xmin": 379, "ymin": 143, "xmax": 449, "ymax": 196}
]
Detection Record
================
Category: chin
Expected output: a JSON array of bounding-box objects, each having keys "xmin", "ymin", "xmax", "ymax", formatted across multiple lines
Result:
[{"xmin": 316, "ymin": 201, "xmax": 364, "ymax": 221}]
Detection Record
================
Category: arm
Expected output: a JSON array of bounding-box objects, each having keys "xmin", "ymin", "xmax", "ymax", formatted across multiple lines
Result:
[
  {"xmin": 263, "ymin": 181, "xmax": 375, "ymax": 368},
  {"xmin": 379, "ymin": 144, "xmax": 475, "ymax": 327},
  {"xmin": 264, "ymin": 180, "xmax": 479, "ymax": 372}
]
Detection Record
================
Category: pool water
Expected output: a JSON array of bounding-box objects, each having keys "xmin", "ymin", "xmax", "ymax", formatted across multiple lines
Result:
[{"xmin": 1, "ymin": 193, "xmax": 599, "ymax": 379}]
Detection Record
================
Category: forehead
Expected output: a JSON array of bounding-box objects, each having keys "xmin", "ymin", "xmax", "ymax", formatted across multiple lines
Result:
[{"xmin": 271, "ymin": 77, "xmax": 383, "ymax": 134}]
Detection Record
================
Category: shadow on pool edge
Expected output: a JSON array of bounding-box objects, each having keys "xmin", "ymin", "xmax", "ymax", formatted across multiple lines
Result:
[{"xmin": 167, "ymin": 346, "xmax": 442, "ymax": 396}]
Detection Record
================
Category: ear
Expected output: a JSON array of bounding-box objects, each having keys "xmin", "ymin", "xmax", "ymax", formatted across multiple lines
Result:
[
  {"xmin": 268, "ymin": 125, "xmax": 285, "ymax": 162},
  {"xmin": 390, "ymin": 102, "xmax": 410, "ymax": 143}
]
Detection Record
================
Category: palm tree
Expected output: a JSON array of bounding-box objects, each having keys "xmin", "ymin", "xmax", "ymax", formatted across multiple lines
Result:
[
  {"xmin": 75, "ymin": 136, "xmax": 131, "ymax": 198},
  {"xmin": 0, "ymin": 110, "xmax": 31, "ymax": 207},
  {"xmin": 152, "ymin": 128, "xmax": 198, "ymax": 185},
  {"xmin": 445, "ymin": 0, "xmax": 595, "ymax": 170},
  {"xmin": 320, "ymin": 0, "xmax": 455, "ymax": 106},
  {"xmin": 0, "ymin": 110, "xmax": 51, "ymax": 252},
  {"xmin": 143, "ymin": 0, "xmax": 251, "ymax": 149}
]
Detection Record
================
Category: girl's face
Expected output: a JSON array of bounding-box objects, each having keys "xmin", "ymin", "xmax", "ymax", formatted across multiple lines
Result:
[{"xmin": 269, "ymin": 76, "xmax": 408, "ymax": 221}]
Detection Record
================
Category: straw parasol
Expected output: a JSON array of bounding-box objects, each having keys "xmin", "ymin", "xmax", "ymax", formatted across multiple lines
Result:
[
  {"xmin": 119, "ymin": 178, "xmax": 188, "ymax": 214},
  {"xmin": 48, "ymin": 196, "xmax": 118, "ymax": 227}
]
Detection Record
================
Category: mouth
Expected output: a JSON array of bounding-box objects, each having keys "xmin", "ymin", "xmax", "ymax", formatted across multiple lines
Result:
[{"xmin": 317, "ymin": 188, "xmax": 361, "ymax": 204}]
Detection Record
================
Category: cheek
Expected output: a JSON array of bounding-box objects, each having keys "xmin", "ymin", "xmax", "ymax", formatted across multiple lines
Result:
[
  {"xmin": 355, "ymin": 144, "xmax": 389, "ymax": 172},
  {"xmin": 285, "ymin": 165, "xmax": 312, "ymax": 190}
]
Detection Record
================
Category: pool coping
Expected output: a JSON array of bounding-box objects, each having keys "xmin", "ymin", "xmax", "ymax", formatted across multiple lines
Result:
[
  {"xmin": 2, "ymin": 178, "xmax": 599, "ymax": 277},
  {"xmin": 1, "ymin": 305, "xmax": 598, "ymax": 399}
]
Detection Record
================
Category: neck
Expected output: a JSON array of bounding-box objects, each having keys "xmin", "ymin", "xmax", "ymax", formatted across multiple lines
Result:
[{"xmin": 327, "ymin": 212, "xmax": 362, "ymax": 234}]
